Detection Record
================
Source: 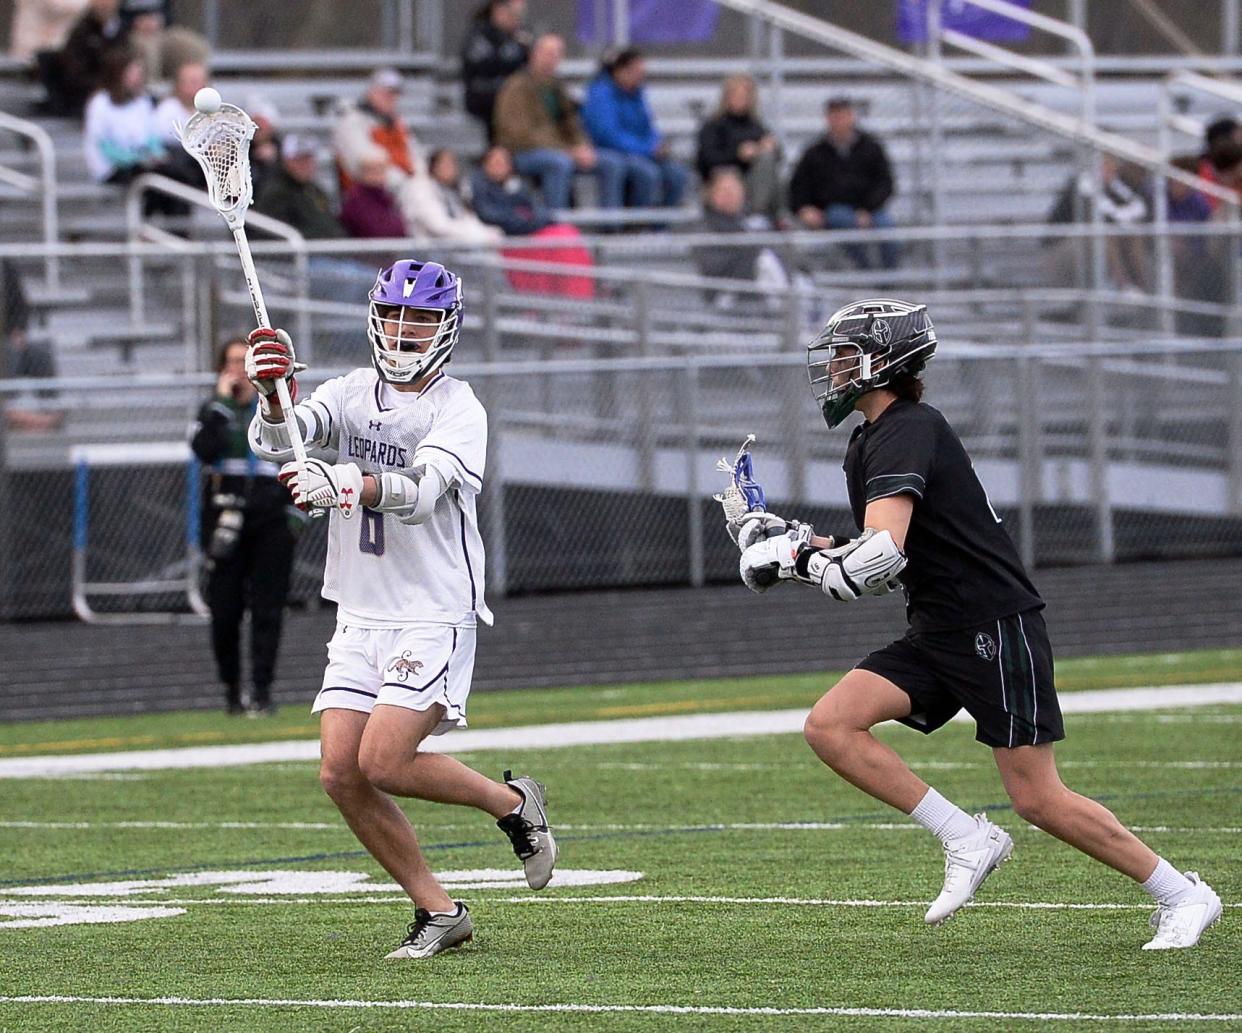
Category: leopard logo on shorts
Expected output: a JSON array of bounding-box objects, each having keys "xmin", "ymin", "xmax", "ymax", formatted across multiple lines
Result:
[
  {"xmin": 974, "ymin": 632, "xmax": 997, "ymax": 662},
  {"xmin": 386, "ymin": 651, "xmax": 424, "ymax": 682}
]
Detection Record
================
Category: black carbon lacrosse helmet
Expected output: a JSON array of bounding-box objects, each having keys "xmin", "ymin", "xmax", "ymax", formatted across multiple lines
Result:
[{"xmin": 807, "ymin": 298, "xmax": 937, "ymax": 428}]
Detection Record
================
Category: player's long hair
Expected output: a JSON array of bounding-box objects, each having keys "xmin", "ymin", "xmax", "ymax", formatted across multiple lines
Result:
[{"xmin": 888, "ymin": 373, "xmax": 925, "ymax": 403}]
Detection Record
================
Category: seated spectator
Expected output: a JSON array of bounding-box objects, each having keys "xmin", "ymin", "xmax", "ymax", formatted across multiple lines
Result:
[
  {"xmin": 152, "ymin": 59, "xmax": 205, "ymax": 141},
  {"xmin": 690, "ymin": 169, "xmax": 799, "ymax": 311},
  {"xmin": 333, "ymin": 67, "xmax": 422, "ymax": 193},
  {"xmin": 253, "ymin": 135, "xmax": 346, "ymax": 240},
  {"xmin": 55, "ymin": 0, "xmax": 125, "ymax": 115},
  {"xmin": 1197, "ymin": 117, "xmax": 1242, "ymax": 212},
  {"xmin": 120, "ymin": 0, "xmax": 209, "ymax": 82},
  {"xmin": 493, "ymin": 33, "xmax": 624, "ymax": 212},
  {"xmin": 1047, "ymin": 153, "xmax": 1150, "ymax": 292},
  {"xmin": 245, "ymin": 94, "xmax": 281, "ymax": 198},
  {"xmin": 472, "ymin": 146, "xmax": 594, "ymax": 299},
  {"xmin": 403, "ymin": 148, "xmax": 503, "ymax": 244},
  {"xmin": 340, "ymin": 148, "xmax": 407, "ymax": 239},
  {"xmin": 83, "ymin": 46, "xmax": 159, "ymax": 183},
  {"xmin": 151, "ymin": 60, "xmax": 210, "ymax": 189},
  {"xmin": 1, "ymin": 259, "xmax": 62, "ymax": 432},
  {"xmin": 85, "ymin": 47, "xmax": 199, "ymax": 216},
  {"xmin": 696, "ymin": 73, "xmax": 781, "ymax": 223},
  {"xmin": 255, "ymin": 136, "xmax": 372, "ymax": 360},
  {"xmin": 582, "ymin": 47, "xmax": 689, "ymax": 210},
  {"xmin": 789, "ymin": 97, "xmax": 899, "ymax": 270},
  {"xmin": 10, "ymin": 0, "xmax": 88, "ymax": 64},
  {"xmin": 461, "ymin": 0, "xmax": 530, "ymax": 141},
  {"xmin": 471, "ymin": 144, "xmax": 552, "ymax": 236}
]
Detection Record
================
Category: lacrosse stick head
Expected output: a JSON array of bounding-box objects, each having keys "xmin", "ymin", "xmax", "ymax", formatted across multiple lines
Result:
[
  {"xmin": 176, "ymin": 102, "xmax": 257, "ymax": 230},
  {"xmin": 714, "ymin": 433, "xmax": 767, "ymax": 525}
]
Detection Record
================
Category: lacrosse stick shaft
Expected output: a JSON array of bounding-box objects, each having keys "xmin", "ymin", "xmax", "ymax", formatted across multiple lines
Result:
[{"xmin": 231, "ymin": 225, "xmax": 308, "ymax": 465}]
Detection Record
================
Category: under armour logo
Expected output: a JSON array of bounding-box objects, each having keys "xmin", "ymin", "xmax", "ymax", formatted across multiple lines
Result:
[
  {"xmin": 871, "ymin": 318, "xmax": 892, "ymax": 346},
  {"xmin": 974, "ymin": 633, "xmax": 997, "ymax": 662},
  {"xmin": 368, "ymin": 420, "xmax": 382, "ymax": 430}
]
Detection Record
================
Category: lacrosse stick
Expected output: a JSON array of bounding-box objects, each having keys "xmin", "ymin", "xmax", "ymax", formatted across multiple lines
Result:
[{"xmin": 177, "ymin": 94, "xmax": 309, "ymax": 469}]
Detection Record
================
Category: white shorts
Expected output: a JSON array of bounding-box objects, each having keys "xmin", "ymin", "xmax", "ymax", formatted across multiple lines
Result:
[{"xmin": 313, "ymin": 622, "xmax": 476, "ymax": 735}]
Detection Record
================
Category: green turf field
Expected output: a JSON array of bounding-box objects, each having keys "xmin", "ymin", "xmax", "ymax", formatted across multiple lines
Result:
[{"xmin": 0, "ymin": 651, "xmax": 1238, "ymax": 1031}]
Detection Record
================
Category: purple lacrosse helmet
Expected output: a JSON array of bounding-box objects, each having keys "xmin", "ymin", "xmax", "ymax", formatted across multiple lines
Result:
[{"xmin": 367, "ymin": 259, "xmax": 464, "ymax": 384}]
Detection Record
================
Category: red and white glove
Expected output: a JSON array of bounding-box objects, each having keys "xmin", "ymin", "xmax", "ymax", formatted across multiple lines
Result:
[
  {"xmin": 278, "ymin": 458, "xmax": 365, "ymax": 518},
  {"xmin": 245, "ymin": 327, "xmax": 306, "ymax": 405}
]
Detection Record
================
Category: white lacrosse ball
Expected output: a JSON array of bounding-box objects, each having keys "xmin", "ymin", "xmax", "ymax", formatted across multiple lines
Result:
[{"xmin": 194, "ymin": 87, "xmax": 222, "ymax": 114}]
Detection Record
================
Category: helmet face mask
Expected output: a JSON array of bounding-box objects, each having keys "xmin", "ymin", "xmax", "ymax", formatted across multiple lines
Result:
[
  {"xmin": 367, "ymin": 260, "xmax": 463, "ymax": 384},
  {"xmin": 808, "ymin": 298, "xmax": 936, "ymax": 428}
]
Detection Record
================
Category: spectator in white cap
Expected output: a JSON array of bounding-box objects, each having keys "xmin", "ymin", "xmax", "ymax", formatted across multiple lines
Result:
[
  {"xmin": 332, "ymin": 66, "xmax": 426, "ymax": 192},
  {"xmin": 254, "ymin": 134, "xmax": 345, "ymax": 240}
]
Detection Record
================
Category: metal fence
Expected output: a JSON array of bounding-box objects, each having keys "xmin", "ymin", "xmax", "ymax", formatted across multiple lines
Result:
[{"xmin": 3, "ymin": 338, "xmax": 1241, "ymax": 619}]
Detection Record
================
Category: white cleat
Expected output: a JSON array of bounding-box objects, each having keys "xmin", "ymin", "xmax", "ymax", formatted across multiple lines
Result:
[
  {"xmin": 384, "ymin": 903, "xmax": 473, "ymax": 959},
  {"xmin": 925, "ymin": 813, "xmax": 1014, "ymax": 926},
  {"xmin": 1142, "ymin": 873, "xmax": 1222, "ymax": 950},
  {"xmin": 496, "ymin": 769, "xmax": 558, "ymax": 890}
]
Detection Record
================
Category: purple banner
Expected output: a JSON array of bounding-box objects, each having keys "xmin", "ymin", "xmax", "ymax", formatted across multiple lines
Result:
[
  {"xmin": 897, "ymin": 0, "xmax": 1033, "ymax": 45},
  {"xmin": 578, "ymin": 0, "xmax": 720, "ymax": 46}
]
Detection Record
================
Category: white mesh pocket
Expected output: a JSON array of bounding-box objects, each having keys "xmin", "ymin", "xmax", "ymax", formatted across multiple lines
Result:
[{"xmin": 177, "ymin": 105, "xmax": 256, "ymax": 222}]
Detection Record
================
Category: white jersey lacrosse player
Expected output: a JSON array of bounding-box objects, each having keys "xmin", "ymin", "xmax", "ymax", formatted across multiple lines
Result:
[{"xmin": 246, "ymin": 258, "xmax": 557, "ymax": 960}]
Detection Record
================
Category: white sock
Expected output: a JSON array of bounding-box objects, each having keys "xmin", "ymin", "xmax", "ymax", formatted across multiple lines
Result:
[
  {"xmin": 1142, "ymin": 858, "xmax": 1195, "ymax": 906},
  {"xmin": 909, "ymin": 787, "xmax": 979, "ymax": 844},
  {"xmin": 429, "ymin": 903, "xmax": 462, "ymax": 917}
]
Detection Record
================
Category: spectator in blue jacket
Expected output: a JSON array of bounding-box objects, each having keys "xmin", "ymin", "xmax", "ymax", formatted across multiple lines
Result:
[{"xmin": 581, "ymin": 47, "xmax": 689, "ymax": 210}]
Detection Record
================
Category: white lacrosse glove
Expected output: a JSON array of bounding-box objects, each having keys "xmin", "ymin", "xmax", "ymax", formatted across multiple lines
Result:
[
  {"xmin": 731, "ymin": 511, "xmax": 787, "ymax": 549},
  {"xmin": 278, "ymin": 458, "xmax": 365, "ymax": 518},
  {"xmin": 738, "ymin": 523, "xmax": 814, "ymax": 594},
  {"xmin": 246, "ymin": 327, "xmax": 306, "ymax": 402}
]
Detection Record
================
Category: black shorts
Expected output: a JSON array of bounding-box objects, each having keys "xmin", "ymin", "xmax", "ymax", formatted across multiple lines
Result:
[{"xmin": 856, "ymin": 608, "xmax": 1065, "ymax": 748}]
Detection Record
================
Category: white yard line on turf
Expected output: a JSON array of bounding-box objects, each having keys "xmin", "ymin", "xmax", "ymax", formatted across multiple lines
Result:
[
  {"xmin": 4, "ymin": 820, "xmax": 1240, "ymax": 834},
  {"xmin": 1, "ymin": 683, "xmax": 1240, "ymax": 779},
  {"xmin": 0, "ymin": 996, "xmax": 1238, "ymax": 1022},
  {"xmin": 3, "ymin": 896, "xmax": 1237, "ymax": 911}
]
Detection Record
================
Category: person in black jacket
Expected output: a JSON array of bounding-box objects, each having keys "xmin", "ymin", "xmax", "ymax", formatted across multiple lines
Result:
[
  {"xmin": 54, "ymin": 0, "xmax": 127, "ymax": 115},
  {"xmin": 461, "ymin": 0, "xmax": 531, "ymax": 142},
  {"xmin": 695, "ymin": 74, "xmax": 781, "ymax": 222},
  {"xmin": 788, "ymin": 97, "xmax": 899, "ymax": 270},
  {"xmin": 190, "ymin": 336, "xmax": 301, "ymax": 715}
]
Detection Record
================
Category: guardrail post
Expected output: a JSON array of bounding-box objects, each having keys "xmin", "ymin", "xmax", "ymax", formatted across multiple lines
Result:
[
  {"xmin": 635, "ymin": 278, "xmax": 655, "ymax": 492},
  {"xmin": 683, "ymin": 362, "xmax": 705, "ymax": 587},
  {"xmin": 0, "ymin": 347, "xmax": 9, "ymax": 617},
  {"xmin": 1086, "ymin": 352, "xmax": 1114, "ymax": 563},
  {"xmin": 783, "ymin": 286, "xmax": 807, "ymax": 505},
  {"xmin": 484, "ymin": 375, "xmax": 508, "ymax": 597},
  {"xmin": 769, "ymin": 25, "xmax": 786, "ymax": 161},
  {"xmin": 1229, "ymin": 350, "xmax": 1242, "ymax": 516},
  {"xmin": 1154, "ymin": 89, "xmax": 1175, "ymax": 336},
  {"xmin": 1016, "ymin": 352, "xmax": 1039, "ymax": 570},
  {"xmin": 126, "ymin": 187, "xmax": 145, "ymax": 324}
]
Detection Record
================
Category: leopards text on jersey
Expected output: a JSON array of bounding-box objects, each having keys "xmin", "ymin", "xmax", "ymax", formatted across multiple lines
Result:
[
  {"xmin": 843, "ymin": 399, "xmax": 1042, "ymax": 632},
  {"xmin": 251, "ymin": 368, "xmax": 492, "ymax": 628}
]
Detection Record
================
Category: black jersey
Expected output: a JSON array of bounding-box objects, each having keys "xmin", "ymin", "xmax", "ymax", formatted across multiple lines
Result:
[{"xmin": 843, "ymin": 399, "xmax": 1043, "ymax": 633}]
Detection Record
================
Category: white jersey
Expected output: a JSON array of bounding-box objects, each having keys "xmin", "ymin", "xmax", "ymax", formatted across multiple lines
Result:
[{"xmin": 253, "ymin": 368, "xmax": 492, "ymax": 629}]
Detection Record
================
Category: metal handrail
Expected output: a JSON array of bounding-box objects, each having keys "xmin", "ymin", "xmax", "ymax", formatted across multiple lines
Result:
[
  {"xmin": 125, "ymin": 173, "xmax": 311, "ymax": 352},
  {"xmin": 929, "ymin": 0, "xmax": 1097, "ymax": 127},
  {"xmin": 0, "ymin": 110, "xmax": 59, "ymax": 290},
  {"xmin": 708, "ymin": 0, "xmax": 1236, "ymax": 208}
]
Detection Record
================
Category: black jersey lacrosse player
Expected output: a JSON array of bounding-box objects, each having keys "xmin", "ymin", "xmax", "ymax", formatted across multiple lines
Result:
[{"xmin": 733, "ymin": 298, "xmax": 1220, "ymax": 949}]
